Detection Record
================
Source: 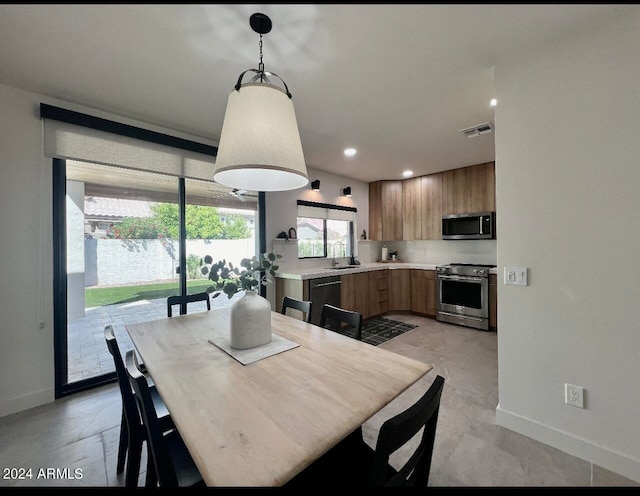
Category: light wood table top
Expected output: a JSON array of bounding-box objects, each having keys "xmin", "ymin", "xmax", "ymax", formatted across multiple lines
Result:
[{"xmin": 126, "ymin": 307, "xmax": 432, "ymax": 487}]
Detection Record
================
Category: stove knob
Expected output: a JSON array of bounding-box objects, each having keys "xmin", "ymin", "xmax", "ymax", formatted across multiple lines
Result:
[
  {"xmin": 473, "ymin": 269, "xmax": 478, "ymax": 274},
  {"xmin": 480, "ymin": 269, "xmax": 486, "ymax": 275}
]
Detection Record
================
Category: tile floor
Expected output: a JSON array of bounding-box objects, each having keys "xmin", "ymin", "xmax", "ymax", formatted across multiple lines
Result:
[{"xmin": 0, "ymin": 314, "xmax": 636, "ymax": 487}]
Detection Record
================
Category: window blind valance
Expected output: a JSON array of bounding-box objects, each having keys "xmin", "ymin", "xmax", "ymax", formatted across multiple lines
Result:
[
  {"xmin": 297, "ymin": 200, "xmax": 357, "ymax": 222},
  {"xmin": 42, "ymin": 106, "xmax": 217, "ymax": 181}
]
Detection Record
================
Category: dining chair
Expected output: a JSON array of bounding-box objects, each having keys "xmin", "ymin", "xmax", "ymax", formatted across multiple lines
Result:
[
  {"xmin": 319, "ymin": 304, "xmax": 363, "ymax": 341},
  {"xmin": 124, "ymin": 349, "xmax": 204, "ymax": 487},
  {"xmin": 167, "ymin": 292, "xmax": 211, "ymax": 317},
  {"xmin": 104, "ymin": 325, "xmax": 174, "ymax": 487},
  {"xmin": 286, "ymin": 374, "xmax": 445, "ymax": 487},
  {"xmin": 280, "ymin": 296, "xmax": 313, "ymax": 323}
]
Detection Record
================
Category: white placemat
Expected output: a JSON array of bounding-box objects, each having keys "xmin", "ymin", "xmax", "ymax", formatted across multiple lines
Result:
[{"xmin": 208, "ymin": 329, "xmax": 299, "ymax": 365}]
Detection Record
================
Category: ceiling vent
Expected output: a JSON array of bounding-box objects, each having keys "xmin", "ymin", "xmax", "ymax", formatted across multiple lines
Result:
[{"xmin": 459, "ymin": 121, "xmax": 494, "ymax": 138}]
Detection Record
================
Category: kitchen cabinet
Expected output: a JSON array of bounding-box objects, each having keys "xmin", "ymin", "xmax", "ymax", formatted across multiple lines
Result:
[
  {"xmin": 369, "ymin": 270, "xmax": 389, "ymax": 318},
  {"xmin": 402, "ymin": 177, "xmax": 422, "ymax": 240},
  {"xmin": 389, "ymin": 269, "xmax": 411, "ymax": 311},
  {"xmin": 275, "ymin": 278, "xmax": 309, "ymax": 322},
  {"xmin": 466, "ymin": 161, "xmax": 495, "ymax": 213},
  {"xmin": 368, "ymin": 181, "xmax": 383, "ymax": 241},
  {"xmin": 341, "ymin": 272, "xmax": 369, "ymax": 317},
  {"xmin": 341, "ymin": 270, "xmax": 388, "ymax": 319},
  {"xmin": 442, "ymin": 167, "xmax": 467, "ymax": 215},
  {"xmin": 420, "ymin": 173, "xmax": 442, "ymax": 240},
  {"xmin": 370, "ymin": 163, "xmax": 495, "ymax": 240},
  {"xmin": 410, "ymin": 269, "xmax": 436, "ymax": 317},
  {"xmin": 489, "ymin": 273, "xmax": 497, "ymax": 331},
  {"xmin": 442, "ymin": 162, "xmax": 495, "ymax": 215},
  {"xmin": 369, "ymin": 180, "xmax": 403, "ymax": 241}
]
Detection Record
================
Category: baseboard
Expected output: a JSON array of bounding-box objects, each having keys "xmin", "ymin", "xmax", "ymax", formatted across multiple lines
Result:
[
  {"xmin": 0, "ymin": 388, "xmax": 54, "ymax": 419},
  {"xmin": 496, "ymin": 404, "xmax": 640, "ymax": 483}
]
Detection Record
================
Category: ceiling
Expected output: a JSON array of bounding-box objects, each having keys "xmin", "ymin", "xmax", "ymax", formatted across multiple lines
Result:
[{"xmin": 0, "ymin": 4, "xmax": 634, "ymax": 183}]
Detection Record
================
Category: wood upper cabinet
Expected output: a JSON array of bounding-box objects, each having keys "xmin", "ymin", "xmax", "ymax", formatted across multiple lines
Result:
[
  {"xmin": 368, "ymin": 181, "xmax": 383, "ymax": 241},
  {"xmin": 389, "ymin": 269, "xmax": 411, "ymax": 311},
  {"xmin": 442, "ymin": 162, "xmax": 495, "ymax": 215},
  {"xmin": 370, "ymin": 162, "xmax": 494, "ymax": 239},
  {"xmin": 369, "ymin": 181, "xmax": 403, "ymax": 241},
  {"xmin": 442, "ymin": 167, "xmax": 467, "ymax": 215},
  {"xmin": 402, "ymin": 177, "xmax": 422, "ymax": 240},
  {"xmin": 466, "ymin": 161, "xmax": 495, "ymax": 213},
  {"xmin": 420, "ymin": 173, "xmax": 442, "ymax": 240}
]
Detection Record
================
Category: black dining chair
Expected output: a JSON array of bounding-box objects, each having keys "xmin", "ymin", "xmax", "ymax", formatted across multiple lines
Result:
[
  {"xmin": 319, "ymin": 304, "xmax": 363, "ymax": 341},
  {"xmin": 167, "ymin": 292, "xmax": 211, "ymax": 317},
  {"xmin": 125, "ymin": 350, "xmax": 204, "ymax": 487},
  {"xmin": 104, "ymin": 325, "xmax": 174, "ymax": 487},
  {"xmin": 280, "ymin": 296, "xmax": 313, "ymax": 323},
  {"xmin": 287, "ymin": 374, "xmax": 445, "ymax": 488}
]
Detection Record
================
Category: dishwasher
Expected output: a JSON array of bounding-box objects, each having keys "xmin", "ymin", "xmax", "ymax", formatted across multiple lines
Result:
[{"xmin": 309, "ymin": 275, "xmax": 341, "ymax": 326}]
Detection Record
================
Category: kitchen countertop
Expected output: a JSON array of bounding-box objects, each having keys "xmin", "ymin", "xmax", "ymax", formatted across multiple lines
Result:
[{"xmin": 275, "ymin": 262, "xmax": 498, "ymax": 280}]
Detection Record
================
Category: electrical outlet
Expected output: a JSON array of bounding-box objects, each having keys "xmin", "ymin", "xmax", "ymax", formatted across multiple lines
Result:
[{"xmin": 565, "ymin": 383, "xmax": 584, "ymax": 408}]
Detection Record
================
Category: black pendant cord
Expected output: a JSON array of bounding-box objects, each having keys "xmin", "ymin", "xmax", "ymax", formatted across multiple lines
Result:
[{"xmin": 258, "ymin": 33, "xmax": 264, "ymax": 82}]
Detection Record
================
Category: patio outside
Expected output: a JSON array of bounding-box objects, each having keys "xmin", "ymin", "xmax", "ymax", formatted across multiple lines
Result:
[
  {"xmin": 67, "ymin": 291, "xmax": 244, "ymax": 383},
  {"xmin": 64, "ymin": 165, "xmax": 259, "ymax": 384}
]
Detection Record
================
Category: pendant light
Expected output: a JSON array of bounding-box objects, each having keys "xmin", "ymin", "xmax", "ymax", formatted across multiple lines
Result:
[{"xmin": 213, "ymin": 13, "xmax": 308, "ymax": 191}]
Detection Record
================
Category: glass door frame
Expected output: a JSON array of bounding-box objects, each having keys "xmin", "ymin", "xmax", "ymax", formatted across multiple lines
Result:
[{"xmin": 48, "ymin": 104, "xmax": 266, "ymax": 398}]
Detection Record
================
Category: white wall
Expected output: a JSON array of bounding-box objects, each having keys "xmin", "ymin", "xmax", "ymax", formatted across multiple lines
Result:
[
  {"xmin": 0, "ymin": 84, "xmax": 54, "ymax": 416},
  {"xmin": 264, "ymin": 167, "xmax": 369, "ymax": 307},
  {"xmin": 494, "ymin": 13, "xmax": 640, "ymax": 481},
  {"xmin": 0, "ymin": 83, "xmax": 218, "ymax": 417}
]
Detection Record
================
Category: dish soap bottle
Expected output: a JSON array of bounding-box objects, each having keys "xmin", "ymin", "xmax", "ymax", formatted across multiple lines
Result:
[{"xmin": 381, "ymin": 245, "xmax": 388, "ymax": 262}]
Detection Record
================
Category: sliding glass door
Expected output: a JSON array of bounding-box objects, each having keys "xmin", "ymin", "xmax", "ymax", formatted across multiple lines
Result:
[{"xmin": 54, "ymin": 160, "xmax": 260, "ymax": 396}]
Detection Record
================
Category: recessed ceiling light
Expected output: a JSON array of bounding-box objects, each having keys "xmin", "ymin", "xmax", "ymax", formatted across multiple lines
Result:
[
  {"xmin": 402, "ymin": 170, "xmax": 413, "ymax": 177},
  {"xmin": 490, "ymin": 98, "xmax": 498, "ymax": 107},
  {"xmin": 344, "ymin": 148, "xmax": 357, "ymax": 157}
]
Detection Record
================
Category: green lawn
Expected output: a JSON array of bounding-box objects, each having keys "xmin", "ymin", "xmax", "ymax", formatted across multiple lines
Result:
[{"xmin": 85, "ymin": 279, "xmax": 213, "ymax": 308}]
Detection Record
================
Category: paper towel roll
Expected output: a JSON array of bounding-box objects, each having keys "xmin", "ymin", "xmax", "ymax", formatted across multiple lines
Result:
[{"xmin": 381, "ymin": 246, "xmax": 388, "ymax": 261}]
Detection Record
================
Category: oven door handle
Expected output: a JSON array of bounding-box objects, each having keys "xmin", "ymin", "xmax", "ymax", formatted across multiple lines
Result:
[{"xmin": 438, "ymin": 275, "xmax": 483, "ymax": 283}]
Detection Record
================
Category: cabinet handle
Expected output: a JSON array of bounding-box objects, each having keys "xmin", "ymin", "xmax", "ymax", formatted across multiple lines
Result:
[{"xmin": 312, "ymin": 281, "xmax": 342, "ymax": 288}]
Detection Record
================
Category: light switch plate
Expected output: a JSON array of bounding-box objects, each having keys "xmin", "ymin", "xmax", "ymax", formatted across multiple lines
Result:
[{"xmin": 504, "ymin": 266, "xmax": 528, "ymax": 286}]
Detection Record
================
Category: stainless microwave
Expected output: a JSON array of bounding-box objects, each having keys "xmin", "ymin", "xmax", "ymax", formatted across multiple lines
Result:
[{"xmin": 442, "ymin": 212, "xmax": 495, "ymax": 240}]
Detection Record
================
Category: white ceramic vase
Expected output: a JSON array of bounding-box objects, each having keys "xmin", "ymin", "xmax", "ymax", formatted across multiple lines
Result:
[{"xmin": 229, "ymin": 290, "xmax": 272, "ymax": 349}]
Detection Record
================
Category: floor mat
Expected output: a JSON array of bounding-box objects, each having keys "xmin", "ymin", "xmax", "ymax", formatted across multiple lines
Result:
[{"xmin": 335, "ymin": 316, "xmax": 418, "ymax": 346}]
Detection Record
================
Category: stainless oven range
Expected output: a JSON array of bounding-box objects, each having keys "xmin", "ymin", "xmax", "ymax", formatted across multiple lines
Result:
[{"xmin": 436, "ymin": 263, "xmax": 496, "ymax": 331}]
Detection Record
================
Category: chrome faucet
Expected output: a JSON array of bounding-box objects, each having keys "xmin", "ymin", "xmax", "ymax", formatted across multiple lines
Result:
[{"xmin": 331, "ymin": 241, "xmax": 346, "ymax": 267}]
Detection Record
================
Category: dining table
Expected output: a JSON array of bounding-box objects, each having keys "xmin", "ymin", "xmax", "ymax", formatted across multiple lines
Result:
[{"xmin": 126, "ymin": 306, "xmax": 433, "ymax": 487}]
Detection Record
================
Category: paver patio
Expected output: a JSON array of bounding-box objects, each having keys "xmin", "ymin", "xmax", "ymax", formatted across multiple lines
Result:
[{"xmin": 67, "ymin": 292, "xmax": 244, "ymax": 383}]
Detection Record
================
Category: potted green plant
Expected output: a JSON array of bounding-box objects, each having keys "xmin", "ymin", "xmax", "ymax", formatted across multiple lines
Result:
[{"xmin": 201, "ymin": 253, "xmax": 282, "ymax": 349}]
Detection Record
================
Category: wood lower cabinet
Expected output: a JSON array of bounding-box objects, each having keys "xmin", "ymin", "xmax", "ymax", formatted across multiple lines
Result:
[
  {"xmin": 341, "ymin": 270, "xmax": 388, "ymax": 319},
  {"xmin": 389, "ymin": 269, "xmax": 411, "ymax": 311},
  {"xmin": 368, "ymin": 270, "xmax": 389, "ymax": 318},
  {"xmin": 275, "ymin": 278, "xmax": 309, "ymax": 322},
  {"xmin": 281, "ymin": 267, "xmax": 489, "ymax": 326},
  {"xmin": 410, "ymin": 269, "xmax": 436, "ymax": 317},
  {"xmin": 489, "ymin": 274, "xmax": 497, "ymax": 331}
]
